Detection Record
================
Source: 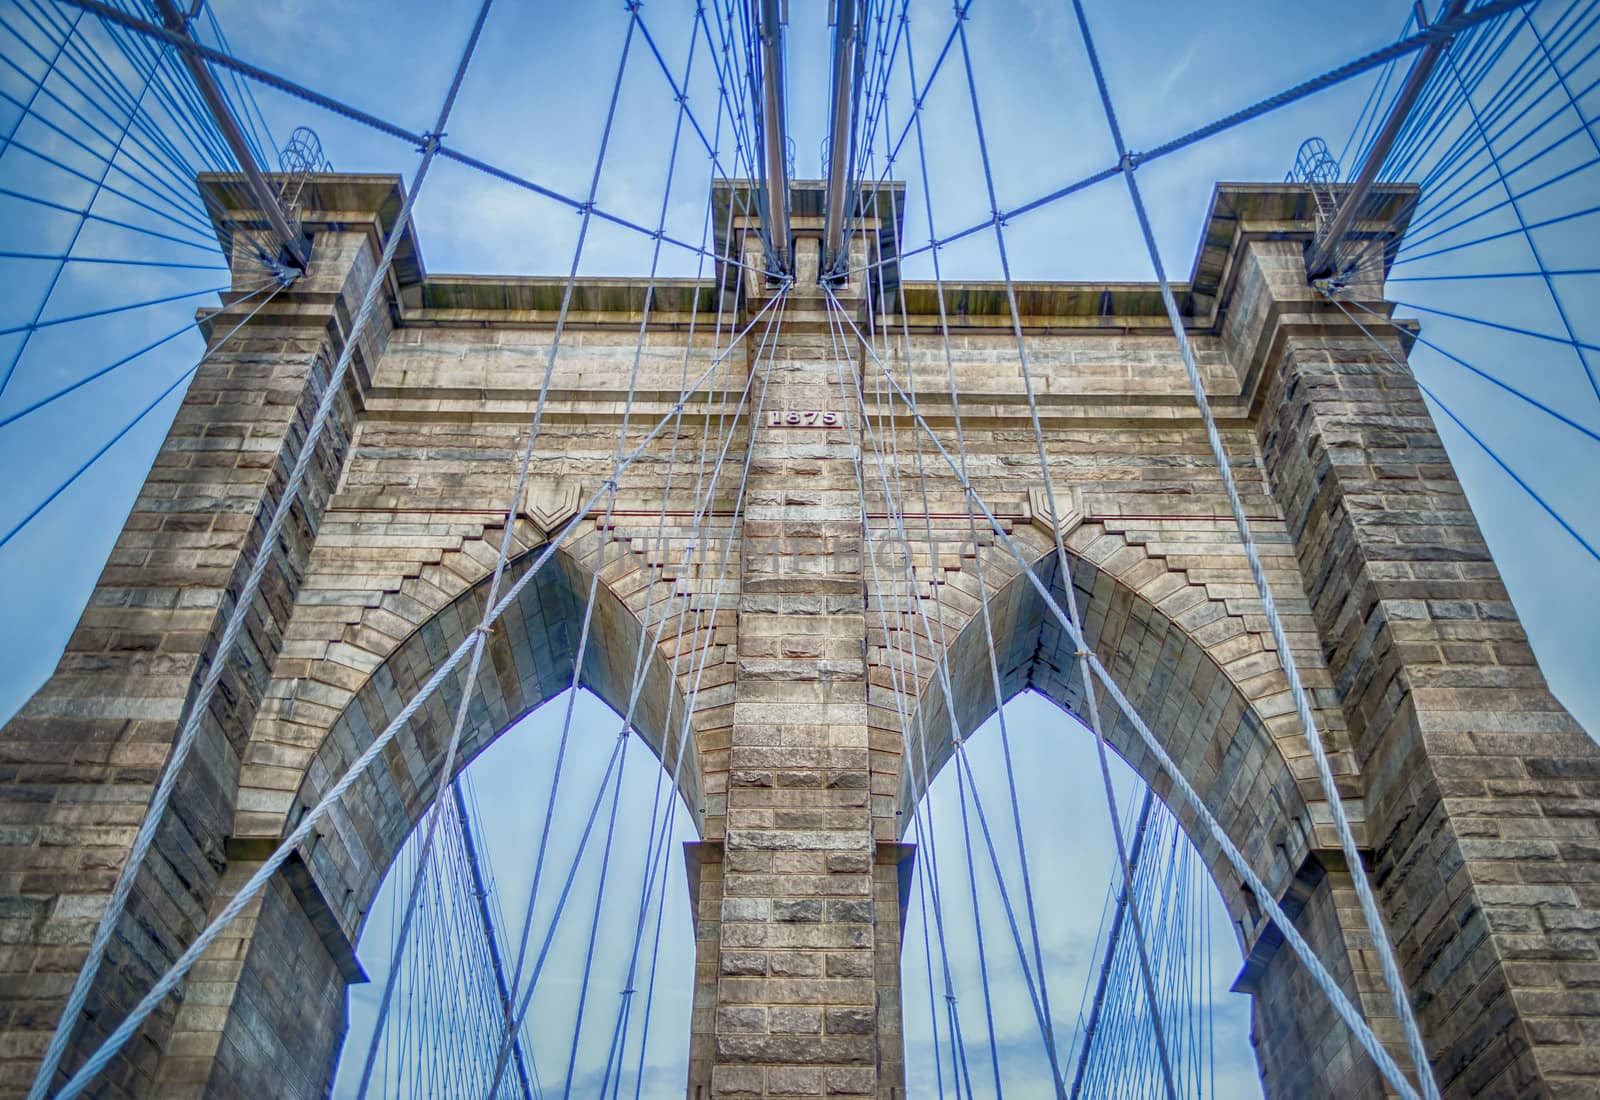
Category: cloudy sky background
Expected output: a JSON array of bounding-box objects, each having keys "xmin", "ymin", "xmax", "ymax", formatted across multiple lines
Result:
[{"xmin": 1, "ymin": 0, "xmax": 1597, "ymax": 1095}]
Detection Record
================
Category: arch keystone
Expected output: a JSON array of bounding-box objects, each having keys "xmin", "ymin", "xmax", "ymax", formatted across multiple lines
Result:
[
  {"xmin": 523, "ymin": 480, "xmax": 583, "ymax": 538},
  {"xmin": 1027, "ymin": 484, "xmax": 1084, "ymax": 540}
]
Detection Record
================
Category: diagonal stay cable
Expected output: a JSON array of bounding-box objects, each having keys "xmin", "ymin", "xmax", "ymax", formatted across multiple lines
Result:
[
  {"xmin": 844, "ymin": 45, "xmax": 1073, "ymax": 1083},
  {"xmin": 0, "ymin": 22, "xmax": 175, "ymax": 402},
  {"xmin": 819, "ymin": 282, "xmax": 986, "ymax": 1082},
  {"xmin": 834, "ymin": 0, "xmax": 1539, "ymax": 288},
  {"xmin": 613, "ymin": 292, "xmax": 783, "ymax": 1094},
  {"xmin": 1332, "ymin": 296, "xmax": 1600, "ymax": 565},
  {"xmin": 0, "ymin": 185, "xmax": 219, "ymax": 253},
  {"xmin": 352, "ymin": 6, "xmax": 642, "ymax": 1092},
  {"xmin": 831, "ymin": 293, "xmax": 1424, "ymax": 1100},
  {"xmin": 51, "ymin": 0, "xmax": 765, "ymax": 280},
  {"xmin": 0, "ymin": 282, "xmax": 231, "ymax": 338},
  {"xmin": 0, "ymin": 274, "xmax": 285, "ymax": 434},
  {"xmin": 0, "ymin": 66, "xmax": 212, "ymax": 229},
  {"xmin": 1066, "ymin": 0, "xmax": 1440, "ymax": 1094},
  {"xmin": 588, "ymin": 255, "xmax": 778, "ymax": 1092},
  {"xmin": 1333, "ymin": 301, "xmax": 1600, "ymax": 445},
  {"xmin": 0, "ymin": 276, "xmax": 286, "ymax": 554},
  {"xmin": 947, "ymin": 7, "xmax": 1169, "ymax": 1092},
  {"xmin": 26, "ymin": 0, "xmax": 499, "ymax": 1090},
  {"xmin": 0, "ymin": 4, "xmax": 86, "ymax": 159}
]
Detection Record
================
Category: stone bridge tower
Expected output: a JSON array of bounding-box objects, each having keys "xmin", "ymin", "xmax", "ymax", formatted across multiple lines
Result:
[{"xmin": 2, "ymin": 174, "xmax": 1596, "ymax": 1100}]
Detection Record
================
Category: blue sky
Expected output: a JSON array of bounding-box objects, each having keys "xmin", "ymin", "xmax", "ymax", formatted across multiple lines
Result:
[{"xmin": 1, "ymin": 0, "xmax": 1597, "ymax": 1095}]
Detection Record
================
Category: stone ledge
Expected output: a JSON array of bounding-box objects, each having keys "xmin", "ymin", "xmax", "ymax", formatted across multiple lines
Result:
[{"xmin": 222, "ymin": 838, "xmax": 367, "ymax": 986}]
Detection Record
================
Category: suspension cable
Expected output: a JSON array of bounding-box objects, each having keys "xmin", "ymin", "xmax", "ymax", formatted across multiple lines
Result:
[
  {"xmin": 829, "ymin": 272, "xmax": 1425, "ymax": 1100},
  {"xmin": 31, "ymin": 4, "xmax": 494, "ymax": 1091},
  {"xmin": 947, "ymin": 8, "xmax": 1175, "ymax": 1092},
  {"xmin": 1065, "ymin": 0, "xmax": 1441, "ymax": 1093},
  {"xmin": 352, "ymin": 8, "xmax": 645, "ymax": 1091}
]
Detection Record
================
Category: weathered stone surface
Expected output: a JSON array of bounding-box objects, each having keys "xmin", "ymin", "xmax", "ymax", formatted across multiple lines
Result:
[{"xmin": 0, "ymin": 177, "xmax": 1592, "ymax": 1100}]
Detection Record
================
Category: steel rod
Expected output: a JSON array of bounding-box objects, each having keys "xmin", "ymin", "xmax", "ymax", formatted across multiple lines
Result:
[
  {"xmin": 149, "ymin": 0, "xmax": 308, "ymax": 269},
  {"xmin": 821, "ymin": 0, "xmax": 858, "ymax": 278},
  {"xmin": 1305, "ymin": 0, "xmax": 1469, "ymax": 279},
  {"xmin": 758, "ymin": 0, "xmax": 790, "ymax": 273}
]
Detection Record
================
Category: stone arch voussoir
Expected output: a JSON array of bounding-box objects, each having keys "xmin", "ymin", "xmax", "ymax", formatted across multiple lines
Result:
[
  {"xmin": 231, "ymin": 507, "xmax": 719, "ymax": 949},
  {"xmin": 866, "ymin": 511, "xmax": 1391, "ymax": 1097}
]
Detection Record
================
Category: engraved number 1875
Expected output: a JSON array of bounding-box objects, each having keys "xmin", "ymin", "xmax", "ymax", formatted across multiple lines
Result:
[{"xmin": 767, "ymin": 410, "xmax": 840, "ymax": 426}]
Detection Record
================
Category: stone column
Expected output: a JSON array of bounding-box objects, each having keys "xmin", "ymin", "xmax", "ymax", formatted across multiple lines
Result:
[
  {"xmin": 0, "ymin": 177, "xmax": 408, "ymax": 1097},
  {"xmin": 686, "ymin": 236, "xmax": 904, "ymax": 1100},
  {"xmin": 1235, "ymin": 237, "xmax": 1600, "ymax": 1097}
]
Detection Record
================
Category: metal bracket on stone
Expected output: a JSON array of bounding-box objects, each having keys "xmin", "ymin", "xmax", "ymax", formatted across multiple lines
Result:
[
  {"xmin": 522, "ymin": 482, "xmax": 583, "ymax": 541},
  {"xmin": 1027, "ymin": 485, "xmax": 1084, "ymax": 541}
]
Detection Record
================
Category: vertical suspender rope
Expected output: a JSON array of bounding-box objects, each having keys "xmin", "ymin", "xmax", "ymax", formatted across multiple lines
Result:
[
  {"xmin": 31, "ymin": 3, "xmax": 492, "ymax": 1090},
  {"xmin": 1088, "ymin": 2, "xmax": 1443, "ymax": 1094},
  {"xmin": 355, "ymin": 7, "xmax": 643, "ymax": 1091},
  {"xmin": 828, "ymin": 290, "xmax": 1423, "ymax": 1100},
  {"xmin": 944, "ymin": 7, "xmax": 1177, "ymax": 1094}
]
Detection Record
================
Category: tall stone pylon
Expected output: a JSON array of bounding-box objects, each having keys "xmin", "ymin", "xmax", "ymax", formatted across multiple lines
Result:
[{"xmin": 1, "ymin": 175, "xmax": 1595, "ymax": 1100}]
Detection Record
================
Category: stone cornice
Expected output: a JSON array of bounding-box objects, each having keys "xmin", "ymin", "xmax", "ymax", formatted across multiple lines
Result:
[{"xmin": 200, "ymin": 176, "xmax": 1420, "ymax": 343}]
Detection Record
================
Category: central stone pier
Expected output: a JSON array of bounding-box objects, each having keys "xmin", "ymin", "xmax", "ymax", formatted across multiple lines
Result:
[{"xmin": 685, "ymin": 202, "xmax": 907, "ymax": 1099}]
